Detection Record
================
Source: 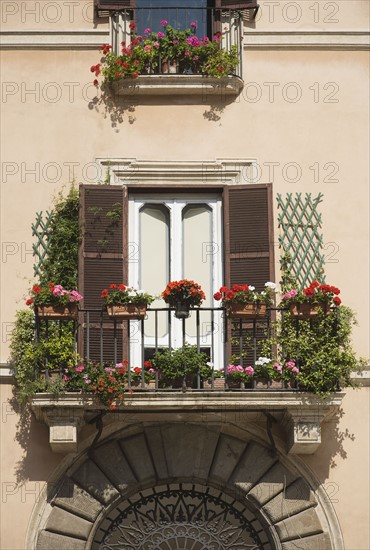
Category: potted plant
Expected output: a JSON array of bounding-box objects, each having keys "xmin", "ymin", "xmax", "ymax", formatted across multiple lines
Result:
[
  {"xmin": 225, "ymin": 364, "xmax": 254, "ymax": 389},
  {"xmin": 253, "ymin": 356, "xmax": 284, "ymax": 389},
  {"xmin": 214, "ymin": 282, "xmax": 276, "ymax": 319},
  {"xmin": 280, "ymin": 281, "xmax": 341, "ymax": 319},
  {"xmin": 101, "ymin": 283, "xmax": 155, "ymax": 319},
  {"xmin": 26, "ymin": 282, "xmax": 83, "ymax": 320},
  {"xmin": 161, "ymin": 279, "xmax": 206, "ymax": 319},
  {"xmin": 152, "ymin": 344, "xmax": 211, "ymax": 389}
]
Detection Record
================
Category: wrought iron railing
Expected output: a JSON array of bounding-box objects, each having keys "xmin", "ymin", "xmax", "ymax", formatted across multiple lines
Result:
[
  {"xmin": 34, "ymin": 306, "xmax": 317, "ymax": 392},
  {"xmin": 109, "ymin": 8, "xmax": 244, "ymax": 78}
]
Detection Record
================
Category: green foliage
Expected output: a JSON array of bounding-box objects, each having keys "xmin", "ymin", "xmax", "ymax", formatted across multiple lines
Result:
[
  {"xmin": 201, "ymin": 45, "xmax": 239, "ymax": 78},
  {"xmin": 152, "ymin": 344, "xmax": 211, "ymax": 387},
  {"xmin": 279, "ymin": 251, "xmax": 299, "ymax": 292},
  {"xmin": 273, "ymin": 306, "xmax": 358, "ymax": 397},
  {"xmin": 105, "ymin": 202, "xmax": 122, "ymax": 222},
  {"xmin": 10, "ymin": 310, "xmax": 77, "ymax": 403},
  {"xmin": 39, "ymin": 185, "xmax": 80, "ymax": 289}
]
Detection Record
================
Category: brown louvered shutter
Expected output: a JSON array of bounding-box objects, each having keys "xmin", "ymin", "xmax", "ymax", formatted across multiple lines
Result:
[
  {"xmin": 95, "ymin": 0, "xmax": 135, "ymax": 16},
  {"xmin": 216, "ymin": 0, "xmax": 258, "ymax": 9},
  {"xmin": 223, "ymin": 184, "xmax": 275, "ymax": 366},
  {"xmin": 79, "ymin": 185, "xmax": 128, "ymax": 362},
  {"xmin": 224, "ymin": 184, "xmax": 274, "ymax": 289}
]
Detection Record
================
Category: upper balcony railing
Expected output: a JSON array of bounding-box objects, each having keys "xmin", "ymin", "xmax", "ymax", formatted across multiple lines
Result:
[{"xmin": 107, "ymin": 7, "xmax": 245, "ymax": 80}]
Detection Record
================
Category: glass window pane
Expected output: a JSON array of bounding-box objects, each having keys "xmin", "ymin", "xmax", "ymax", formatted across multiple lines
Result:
[
  {"xmin": 140, "ymin": 204, "xmax": 169, "ymax": 338},
  {"xmin": 183, "ymin": 204, "xmax": 212, "ymax": 338},
  {"xmin": 136, "ymin": 0, "xmax": 209, "ymax": 36}
]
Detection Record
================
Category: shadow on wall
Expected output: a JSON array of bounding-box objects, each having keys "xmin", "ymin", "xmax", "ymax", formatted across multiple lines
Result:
[
  {"xmin": 87, "ymin": 83, "xmax": 233, "ymax": 129},
  {"xmin": 8, "ymin": 394, "xmax": 61, "ymax": 485}
]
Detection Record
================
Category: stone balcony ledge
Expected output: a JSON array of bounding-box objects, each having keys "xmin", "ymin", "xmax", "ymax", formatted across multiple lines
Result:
[
  {"xmin": 30, "ymin": 391, "xmax": 344, "ymax": 455},
  {"xmin": 110, "ymin": 74, "xmax": 244, "ymax": 98}
]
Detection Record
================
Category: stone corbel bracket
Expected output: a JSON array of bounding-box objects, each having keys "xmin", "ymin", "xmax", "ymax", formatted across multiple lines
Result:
[
  {"xmin": 30, "ymin": 392, "xmax": 344, "ymax": 454},
  {"xmin": 40, "ymin": 407, "xmax": 86, "ymax": 453}
]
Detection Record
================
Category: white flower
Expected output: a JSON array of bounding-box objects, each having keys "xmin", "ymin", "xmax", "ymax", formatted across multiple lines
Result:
[
  {"xmin": 265, "ymin": 281, "xmax": 276, "ymax": 290},
  {"xmin": 249, "ymin": 285, "xmax": 255, "ymax": 291},
  {"xmin": 255, "ymin": 356, "xmax": 271, "ymax": 366}
]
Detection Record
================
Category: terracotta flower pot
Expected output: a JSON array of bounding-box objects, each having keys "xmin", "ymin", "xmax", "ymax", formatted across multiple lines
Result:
[
  {"xmin": 227, "ymin": 302, "xmax": 267, "ymax": 319},
  {"xmin": 36, "ymin": 304, "xmax": 78, "ymax": 320},
  {"xmin": 289, "ymin": 302, "xmax": 330, "ymax": 320},
  {"xmin": 106, "ymin": 304, "xmax": 147, "ymax": 320}
]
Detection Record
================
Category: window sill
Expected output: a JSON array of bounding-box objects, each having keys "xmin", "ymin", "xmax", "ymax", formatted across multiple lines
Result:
[{"xmin": 109, "ymin": 74, "xmax": 244, "ymax": 98}]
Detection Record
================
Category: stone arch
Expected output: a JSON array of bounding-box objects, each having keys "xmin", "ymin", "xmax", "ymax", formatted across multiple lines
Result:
[{"xmin": 31, "ymin": 422, "xmax": 341, "ymax": 550}]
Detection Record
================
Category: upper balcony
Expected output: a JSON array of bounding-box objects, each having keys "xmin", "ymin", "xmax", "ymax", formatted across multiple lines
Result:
[{"xmin": 91, "ymin": 4, "xmax": 255, "ymax": 98}]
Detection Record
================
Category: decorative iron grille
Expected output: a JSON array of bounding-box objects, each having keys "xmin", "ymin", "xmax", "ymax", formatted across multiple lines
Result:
[{"xmin": 93, "ymin": 484, "xmax": 271, "ymax": 549}]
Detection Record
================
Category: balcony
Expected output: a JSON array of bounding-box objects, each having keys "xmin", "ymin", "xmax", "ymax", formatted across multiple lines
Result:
[
  {"xmin": 95, "ymin": 7, "xmax": 245, "ymax": 99},
  {"xmin": 29, "ymin": 306, "xmax": 347, "ymax": 454}
]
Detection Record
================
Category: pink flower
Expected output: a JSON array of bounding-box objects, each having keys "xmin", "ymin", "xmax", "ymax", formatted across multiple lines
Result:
[
  {"xmin": 144, "ymin": 27, "xmax": 151, "ymax": 34},
  {"xmin": 157, "ymin": 32, "xmax": 164, "ymax": 39},
  {"xmin": 75, "ymin": 365, "xmax": 84, "ymax": 372},
  {"xmin": 190, "ymin": 21, "xmax": 197, "ymax": 29},
  {"xmin": 292, "ymin": 367, "xmax": 299, "ymax": 375},
  {"xmin": 245, "ymin": 366, "xmax": 254, "ymax": 376},
  {"xmin": 153, "ymin": 41, "xmax": 159, "ymax": 48},
  {"xmin": 281, "ymin": 289, "xmax": 298, "ymax": 300},
  {"xmin": 184, "ymin": 50, "xmax": 190, "ymax": 56},
  {"xmin": 144, "ymin": 45, "xmax": 152, "ymax": 51},
  {"xmin": 69, "ymin": 290, "xmax": 83, "ymax": 302},
  {"xmin": 52, "ymin": 285, "xmax": 65, "ymax": 296},
  {"xmin": 273, "ymin": 363, "xmax": 283, "ymax": 374},
  {"xmin": 149, "ymin": 368, "xmax": 155, "ymax": 373},
  {"xmin": 160, "ymin": 19, "xmax": 168, "ymax": 27},
  {"xmin": 285, "ymin": 361, "xmax": 296, "ymax": 370}
]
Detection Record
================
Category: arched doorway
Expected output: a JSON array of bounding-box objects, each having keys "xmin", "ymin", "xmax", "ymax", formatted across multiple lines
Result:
[{"xmin": 29, "ymin": 422, "xmax": 341, "ymax": 550}]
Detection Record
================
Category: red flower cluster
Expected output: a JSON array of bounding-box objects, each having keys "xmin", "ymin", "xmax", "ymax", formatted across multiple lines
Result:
[
  {"xmin": 162, "ymin": 279, "xmax": 206, "ymax": 307},
  {"xmin": 303, "ymin": 281, "xmax": 341, "ymax": 305},
  {"xmin": 100, "ymin": 44, "xmax": 112, "ymax": 55},
  {"xmin": 90, "ymin": 63, "xmax": 101, "ymax": 76},
  {"xmin": 101, "ymin": 283, "xmax": 127, "ymax": 299}
]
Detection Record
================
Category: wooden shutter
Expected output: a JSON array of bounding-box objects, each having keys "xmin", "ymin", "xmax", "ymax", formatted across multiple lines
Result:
[
  {"xmin": 95, "ymin": 0, "xmax": 135, "ymax": 17},
  {"xmin": 216, "ymin": 0, "xmax": 258, "ymax": 9},
  {"xmin": 223, "ymin": 184, "xmax": 275, "ymax": 366},
  {"xmin": 78, "ymin": 185, "xmax": 128, "ymax": 361},
  {"xmin": 224, "ymin": 184, "xmax": 274, "ymax": 289}
]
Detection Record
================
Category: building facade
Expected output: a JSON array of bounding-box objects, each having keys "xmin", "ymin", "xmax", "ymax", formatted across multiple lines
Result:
[{"xmin": 0, "ymin": 1, "xmax": 369, "ymax": 549}]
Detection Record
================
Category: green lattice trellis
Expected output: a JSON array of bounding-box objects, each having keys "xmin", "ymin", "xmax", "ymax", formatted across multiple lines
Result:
[
  {"xmin": 32, "ymin": 211, "xmax": 53, "ymax": 278},
  {"xmin": 277, "ymin": 193, "xmax": 325, "ymax": 288}
]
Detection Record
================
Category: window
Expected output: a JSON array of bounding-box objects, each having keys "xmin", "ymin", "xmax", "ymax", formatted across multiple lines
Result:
[
  {"xmin": 128, "ymin": 193, "xmax": 223, "ymax": 363},
  {"xmin": 135, "ymin": 0, "xmax": 212, "ymax": 37},
  {"xmin": 78, "ymin": 161, "xmax": 274, "ymax": 367}
]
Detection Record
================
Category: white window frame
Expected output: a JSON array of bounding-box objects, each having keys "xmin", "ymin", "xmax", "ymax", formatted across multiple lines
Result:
[{"xmin": 129, "ymin": 193, "xmax": 224, "ymax": 366}]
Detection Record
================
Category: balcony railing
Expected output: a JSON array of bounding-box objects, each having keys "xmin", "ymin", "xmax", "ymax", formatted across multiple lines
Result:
[
  {"xmin": 34, "ymin": 306, "xmax": 335, "ymax": 392},
  {"xmin": 109, "ymin": 7, "xmax": 244, "ymax": 79}
]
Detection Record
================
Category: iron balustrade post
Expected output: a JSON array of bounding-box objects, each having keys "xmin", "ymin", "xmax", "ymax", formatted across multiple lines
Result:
[{"xmin": 86, "ymin": 310, "xmax": 90, "ymax": 361}]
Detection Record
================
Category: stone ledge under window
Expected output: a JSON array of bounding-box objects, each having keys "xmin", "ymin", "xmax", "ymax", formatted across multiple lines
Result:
[
  {"xmin": 30, "ymin": 391, "xmax": 344, "ymax": 455},
  {"xmin": 110, "ymin": 74, "xmax": 244, "ymax": 97}
]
